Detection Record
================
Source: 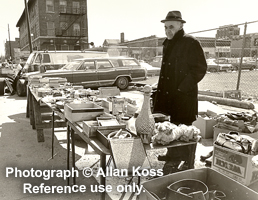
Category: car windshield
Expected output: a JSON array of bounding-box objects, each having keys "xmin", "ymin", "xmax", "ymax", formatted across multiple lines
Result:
[{"xmin": 61, "ymin": 61, "xmax": 81, "ymax": 70}]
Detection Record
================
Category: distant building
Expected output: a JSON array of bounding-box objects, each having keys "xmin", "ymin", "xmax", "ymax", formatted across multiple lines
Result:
[
  {"xmin": 231, "ymin": 33, "xmax": 258, "ymax": 57},
  {"xmin": 103, "ymin": 39, "xmax": 120, "ymax": 47},
  {"xmin": 16, "ymin": 0, "xmax": 89, "ymax": 52},
  {"xmin": 5, "ymin": 38, "xmax": 20, "ymax": 62},
  {"xmin": 216, "ymin": 24, "xmax": 240, "ymax": 39}
]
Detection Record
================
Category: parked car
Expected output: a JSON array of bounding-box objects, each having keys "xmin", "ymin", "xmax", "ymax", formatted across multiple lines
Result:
[
  {"xmin": 138, "ymin": 60, "xmax": 160, "ymax": 76},
  {"xmin": 206, "ymin": 58, "xmax": 233, "ymax": 72},
  {"xmin": 26, "ymin": 57, "xmax": 147, "ymax": 90},
  {"xmin": 14, "ymin": 50, "xmax": 109, "ymax": 96},
  {"xmin": 215, "ymin": 57, "xmax": 256, "ymax": 71},
  {"xmin": 149, "ymin": 55, "xmax": 162, "ymax": 68}
]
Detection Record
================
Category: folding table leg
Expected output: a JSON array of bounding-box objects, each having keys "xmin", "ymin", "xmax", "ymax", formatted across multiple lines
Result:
[
  {"xmin": 71, "ymin": 128, "xmax": 76, "ymax": 185},
  {"xmin": 100, "ymin": 154, "xmax": 106, "ymax": 200},
  {"xmin": 67, "ymin": 125, "xmax": 71, "ymax": 185},
  {"xmin": 51, "ymin": 111, "xmax": 55, "ymax": 159}
]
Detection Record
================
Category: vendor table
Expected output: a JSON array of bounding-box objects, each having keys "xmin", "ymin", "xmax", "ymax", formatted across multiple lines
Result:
[
  {"xmin": 27, "ymin": 87, "xmax": 66, "ymax": 142},
  {"xmin": 65, "ymin": 121, "xmax": 197, "ymax": 200},
  {"xmin": 26, "ymin": 87, "xmax": 197, "ymax": 200}
]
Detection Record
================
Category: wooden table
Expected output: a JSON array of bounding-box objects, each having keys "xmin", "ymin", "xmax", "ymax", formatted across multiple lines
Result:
[
  {"xmin": 26, "ymin": 87, "xmax": 197, "ymax": 200},
  {"xmin": 27, "ymin": 87, "xmax": 66, "ymax": 142},
  {"xmin": 66, "ymin": 121, "xmax": 111, "ymax": 200},
  {"xmin": 66, "ymin": 121, "xmax": 197, "ymax": 200}
]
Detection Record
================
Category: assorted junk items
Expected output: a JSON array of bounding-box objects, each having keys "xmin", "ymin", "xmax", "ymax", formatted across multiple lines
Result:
[
  {"xmin": 167, "ymin": 179, "xmax": 208, "ymax": 200},
  {"xmin": 152, "ymin": 121, "xmax": 200, "ymax": 145},
  {"xmin": 214, "ymin": 112, "xmax": 258, "ymax": 133},
  {"xmin": 215, "ymin": 131, "xmax": 258, "ymax": 155}
]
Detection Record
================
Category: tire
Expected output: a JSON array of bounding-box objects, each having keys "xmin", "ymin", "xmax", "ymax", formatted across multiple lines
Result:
[
  {"xmin": 249, "ymin": 66, "xmax": 255, "ymax": 71},
  {"xmin": 16, "ymin": 79, "xmax": 27, "ymax": 97},
  {"xmin": 0, "ymin": 78, "xmax": 5, "ymax": 96},
  {"xmin": 115, "ymin": 76, "xmax": 129, "ymax": 90}
]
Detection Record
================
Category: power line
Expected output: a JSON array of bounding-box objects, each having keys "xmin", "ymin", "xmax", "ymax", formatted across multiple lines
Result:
[{"xmin": 189, "ymin": 20, "xmax": 258, "ymax": 34}]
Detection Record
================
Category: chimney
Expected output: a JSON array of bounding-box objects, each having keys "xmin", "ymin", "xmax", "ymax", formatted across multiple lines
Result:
[{"xmin": 120, "ymin": 32, "xmax": 124, "ymax": 43}]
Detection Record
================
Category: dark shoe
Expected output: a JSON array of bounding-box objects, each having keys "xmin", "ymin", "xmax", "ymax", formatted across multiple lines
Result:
[
  {"xmin": 205, "ymin": 156, "xmax": 213, "ymax": 167},
  {"xmin": 200, "ymin": 150, "xmax": 213, "ymax": 162},
  {"xmin": 157, "ymin": 154, "xmax": 170, "ymax": 161}
]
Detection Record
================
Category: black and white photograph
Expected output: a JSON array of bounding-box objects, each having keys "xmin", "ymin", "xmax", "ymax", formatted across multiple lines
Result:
[{"xmin": 1, "ymin": 0, "xmax": 258, "ymax": 199}]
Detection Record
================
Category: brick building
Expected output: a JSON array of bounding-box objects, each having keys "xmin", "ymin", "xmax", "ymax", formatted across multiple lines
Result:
[
  {"xmin": 16, "ymin": 0, "xmax": 88, "ymax": 52},
  {"xmin": 5, "ymin": 38, "xmax": 20, "ymax": 62}
]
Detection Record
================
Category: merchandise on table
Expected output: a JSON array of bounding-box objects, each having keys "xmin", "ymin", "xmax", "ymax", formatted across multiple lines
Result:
[{"xmin": 152, "ymin": 121, "xmax": 201, "ymax": 145}]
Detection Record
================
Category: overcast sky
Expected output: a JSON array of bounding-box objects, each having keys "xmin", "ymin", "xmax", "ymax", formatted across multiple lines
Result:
[{"xmin": 1, "ymin": 0, "xmax": 258, "ymax": 56}]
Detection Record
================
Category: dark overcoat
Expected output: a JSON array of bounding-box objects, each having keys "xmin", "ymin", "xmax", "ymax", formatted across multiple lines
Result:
[{"xmin": 153, "ymin": 29, "xmax": 207, "ymax": 124}]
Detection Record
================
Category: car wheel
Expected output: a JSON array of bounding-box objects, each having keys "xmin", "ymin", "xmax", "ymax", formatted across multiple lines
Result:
[
  {"xmin": 115, "ymin": 76, "xmax": 129, "ymax": 90},
  {"xmin": 250, "ymin": 66, "xmax": 255, "ymax": 71},
  {"xmin": 16, "ymin": 79, "xmax": 27, "ymax": 97},
  {"xmin": 0, "ymin": 78, "xmax": 5, "ymax": 96}
]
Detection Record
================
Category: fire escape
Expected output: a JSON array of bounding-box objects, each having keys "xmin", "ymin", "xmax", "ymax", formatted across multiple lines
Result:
[{"xmin": 55, "ymin": 5, "xmax": 87, "ymax": 49}]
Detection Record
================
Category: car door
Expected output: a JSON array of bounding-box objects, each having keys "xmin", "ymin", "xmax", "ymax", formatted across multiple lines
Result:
[
  {"xmin": 71, "ymin": 60, "xmax": 98, "ymax": 88},
  {"xmin": 121, "ymin": 58, "xmax": 145, "ymax": 79},
  {"xmin": 96, "ymin": 59, "xmax": 117, "ymax": 86}
]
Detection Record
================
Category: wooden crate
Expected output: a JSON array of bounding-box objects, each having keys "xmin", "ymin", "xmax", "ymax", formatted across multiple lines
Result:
[{"xmin": 64, "ymin": 102, "xmax": 104, "ymax": 122}]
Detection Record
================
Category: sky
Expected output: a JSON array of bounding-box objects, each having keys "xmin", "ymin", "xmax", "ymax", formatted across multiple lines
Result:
[{"xmin": 1, "ymin": 0, "xmax": 258, "ymax": 56}]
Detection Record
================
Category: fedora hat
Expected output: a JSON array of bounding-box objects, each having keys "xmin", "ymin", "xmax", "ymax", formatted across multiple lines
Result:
[{"xmin": 161, "ymin": 11, "xmax": 186, "ymax": 23}]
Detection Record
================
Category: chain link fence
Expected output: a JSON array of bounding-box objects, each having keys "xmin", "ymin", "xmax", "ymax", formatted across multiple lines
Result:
[
  {"xmin": 189, "ymin": 21, "xmax": 258, "ymax": 101},
  {"xmin": 101, "ymin": 21, "xmax": 258, "ymax": 101}
]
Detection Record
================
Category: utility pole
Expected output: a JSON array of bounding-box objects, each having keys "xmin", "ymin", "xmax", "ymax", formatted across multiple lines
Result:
[
  {"xmin": 236, "ymin": 22, "xmax": 247, "ymax": 90},
  {"xmin": 24, "ymin": 0, "xmax": 33, "ymax": 53},
  {"xmin": 8, "ymin": 24, "xmax": 12, "ymax": 61},
  {"xmin": 85, "ymin": 0, "xmax": 89, "ymax": 49}
]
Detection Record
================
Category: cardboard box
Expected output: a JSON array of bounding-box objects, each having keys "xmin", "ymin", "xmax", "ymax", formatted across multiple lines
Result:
[
  {"xmin": 101, "ymin": 99, "xmax": 112, "ymax": 112},
  {"xmin": 82, "ymin": 120, "xmax": 126, "ymax": 137},
  {"xmin": 36, "ymin": 87, "xmax": 52, "ymax": 97},
  {"xmin": 193, "ymin": 113, "xmax": 217, "ymax": 139},
  {"xmin": 98, "ymin": 87, "xmax": 120, "ymax": 97},
  {"xmin": 140, "ymin": 168, "xmax": 258, "ymax": 200},
  {"xmin": 64, "ymin": 102, "xmax": 104, "ymax": 122},
  {"xmin": 213, "ymin": 124, "xmax": 258, "ymax": 141},
  {"xmin": 212, "ymin": 143, "xmax": 258, "ymax": 186}
]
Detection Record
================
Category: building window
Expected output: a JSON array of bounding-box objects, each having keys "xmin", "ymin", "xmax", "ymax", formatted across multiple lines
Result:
[
  {"xmin": 47, "ymin": 22, "xmax": 55, "ymax": 36},
  {"xmin": 254, "ymin": 38, "xmax": 258, "ymax": 46},
  {"xmin": 73, "ymin": 1, "xmax": 80, "ymax": 14},
  {"xmin": 61, "ymin": 45, "xmax": 69, "ymax": 50},
  {"xmin": 73, "ymin": 23, "xmax": 80, "ymax": 36},
  {"xmin": 60, "ymin": 22, "xmax": 68, "ymax": 30},
  {"xmin": 59, "ymin": 0, "xmax": 67, "ymax": 13},
  {"xmin": 46, "ymin": 0, "xmax": 54, "ymax": 13}
]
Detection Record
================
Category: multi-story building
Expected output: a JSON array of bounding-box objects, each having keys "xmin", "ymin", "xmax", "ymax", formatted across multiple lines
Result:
[{"xmin": 16, "ymin": 0, "xmax": 88, "ymax": 52}]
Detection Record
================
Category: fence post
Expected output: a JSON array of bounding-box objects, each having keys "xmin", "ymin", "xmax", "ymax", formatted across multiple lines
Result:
[{"xmin": 236, "ymin": 22, "xmax": 247, "ymax": 90}]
